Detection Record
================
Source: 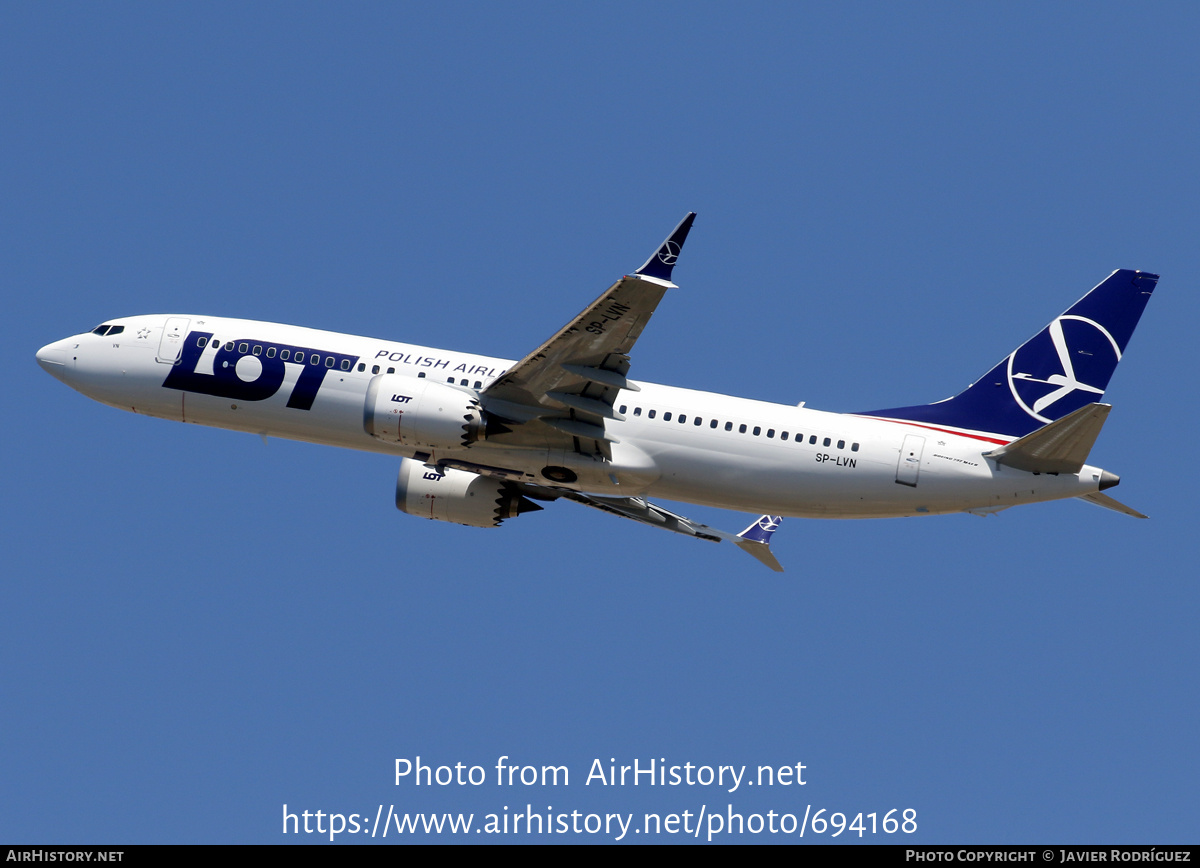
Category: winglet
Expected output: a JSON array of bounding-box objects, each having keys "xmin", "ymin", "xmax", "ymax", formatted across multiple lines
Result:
[
  {"xmin": 736, "ymin": 515, "xmax": 785, "ymax": 572},
  {"xmin": 635, "ymin": 212, "xmax": 696, "ymax": 283}
]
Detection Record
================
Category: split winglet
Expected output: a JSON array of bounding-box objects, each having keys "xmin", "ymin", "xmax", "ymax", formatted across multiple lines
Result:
[
  {"xmin": 736, "ymin": 515, "xmax": 785, "ymax": 573},
  {"xmin": 635, "ymin": 212, "xmax": 696, "ymax": 284}
]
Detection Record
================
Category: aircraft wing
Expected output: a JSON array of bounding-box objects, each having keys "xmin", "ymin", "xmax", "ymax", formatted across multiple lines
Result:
[
  {"xmin": 530, "ymin": 487, "xmax": 784, "ymax": 572},
  {"xmin": 480, "ymin": 213, "xmax": 695, "ymax": 455}
]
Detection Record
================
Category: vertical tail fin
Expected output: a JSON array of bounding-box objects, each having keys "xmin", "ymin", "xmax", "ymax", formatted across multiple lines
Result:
[{"xmin": 860, "ymin": 269, "xmax": 1158, "ymax": 438}]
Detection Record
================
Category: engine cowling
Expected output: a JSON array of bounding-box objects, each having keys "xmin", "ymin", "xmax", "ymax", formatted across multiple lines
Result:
[
  {"xmin": 364, "ymin": 375, "xmax": 482, "ymax": 450},
  {"xmin": 395, "ymin": 458, "xmax": 542, "ymax": 528}
]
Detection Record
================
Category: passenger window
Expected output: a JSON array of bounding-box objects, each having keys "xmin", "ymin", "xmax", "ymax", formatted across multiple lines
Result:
[
  {"xmin": 474, "ymin": 381, "xmax": 482, "ymax": 389},
  {"xmin": 620, "ymin": 405, "xmax": 627, "ymax": 414},
  {"xmin": 664, "ymin": 412, "xmax": 672, "ymax": 421},
  {"xmin": 447, "ymin": 377, "xmax": 454, "ymax": 383},
  {"xmin": 253, "ymin": 345, "xmax": 262, "ymax": 356},
  {"xmin": 341, "ymin": 359, "xmax": 351, "ymax": 371},
  {"xmin": 633, "ymin": 407, "xmax": 642, "ymax": 416},
  {"xmin": 326, "ymin": 357, "xmax": 335, "ymax": 368},
  {"xmin": 297, "ymin": 351, "xmax": 307, "ymax": 363},
  {"xmin": 388, "ymin": 367, "xmax": 396, "ymax": 374},
  {"xmin": 311, "ymin": 355, "xmax": 321, "ymax": 366},
  {"xmin": 739, "ymin": 424, "xmax": 747, "ymax": 433},
  {"xmin": 781, "ymin": 432, "xmax": 789, "ymax": 441},
  {"xmin": 197, "ymin": 337, "xmax": 207, "ymax": 347},
  {"xmin": 648, "ymin": 410, "xmax": 656, "ymax": 419},
  {"xmin": 851, "ymin": 443, "xmax": 860, "ymax": 452},
  {"xmin": 225, "ymin": 342, "xmax": 234, "ymax": 351},
  {"xmin": 837, "ymin": 440, "xmax": 845, "ymax": 449},
  {"xmin": 414, "ymin": 370, "xmax": 421, "ymax": 377},
  {"xmin": 753, "ymin": 426, "xmax": 761, "ymax": 436},
  {"xmin": 823, "ymin": 437, "xmax": 831, "ymax": 447},
  {"xmin": 809, "ymin": 435, "xmax": 817, "ymax": 444},
  {"xmin": 678, "ymin": 415, "xmax": 687, "ymax": 424},
  {"xmin": 767, "ymin": 429, "xmax": 775, "ymax": 438},
  {"xmin": 238, "ymin": 342, "xmax": 248, "ymax": 353},
  {"xmin": 357, "ymin": 363, "xmax": 366, "ymax": 372},
  {"xmin": 710, "ymin": 419, "xmax": 717, "ymax": 428},
  {"xmin": 694, "ymin": 417, "xmax": 702, "ymax": 426},
  {"xmin": 280, "ymin": 349, "xmax": 290, "ymax": 360},
  {"xmin": 266, "ymin": 347, "xmax": 276, "ymax": 358},
  {"xmin": 725, "ymin": 421, "xmax": 732, "ymax": 431}
]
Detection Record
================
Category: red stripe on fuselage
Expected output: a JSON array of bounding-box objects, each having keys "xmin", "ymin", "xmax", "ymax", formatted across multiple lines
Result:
[{"xmin": 851, "ymin": 416, "xmax": 1012, "ymax": 445}]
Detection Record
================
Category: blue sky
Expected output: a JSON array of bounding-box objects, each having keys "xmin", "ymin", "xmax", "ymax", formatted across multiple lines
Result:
[{"xmin": 4, "ymin": 3, "xmax": 1198, "ymax": 843}]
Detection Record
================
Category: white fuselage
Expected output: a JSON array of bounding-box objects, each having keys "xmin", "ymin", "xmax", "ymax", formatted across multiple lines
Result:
[{"xmin": 37, "ymin": 314, "xmax": 1108, "ymax": 519}]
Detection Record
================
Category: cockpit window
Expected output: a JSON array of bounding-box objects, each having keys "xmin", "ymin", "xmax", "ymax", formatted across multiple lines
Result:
[
  {"xmin": 92, "ymin": 325, "xmax": 110, "ymax": 335},
  {"xmin": 107, "ymin": 325, "xmax": 124, "ymax": 336}
]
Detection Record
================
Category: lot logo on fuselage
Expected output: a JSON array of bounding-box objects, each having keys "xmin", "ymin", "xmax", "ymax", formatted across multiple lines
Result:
[
  {"xmin": 162, "ymin": 331, "xmax": 359, "ymax": 410},
  {"xmin": 1006, "ymin": 315, "xmax": 1120, "ymax": 424}
]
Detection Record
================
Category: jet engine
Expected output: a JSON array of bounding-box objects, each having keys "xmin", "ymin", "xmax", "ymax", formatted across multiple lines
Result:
[
  {"xmin": 364, "ymin": 375, "xmax": 483, "ymax": 450},
  {"xmin": 394, "ymin": 458, "xmax": 542, "ymax": 528}
]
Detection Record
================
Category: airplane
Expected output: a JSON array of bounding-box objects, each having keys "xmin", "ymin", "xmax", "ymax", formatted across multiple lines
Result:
[{"xmin": 35, "ymin": 214, "xmax": 1157, "ymax": 572}]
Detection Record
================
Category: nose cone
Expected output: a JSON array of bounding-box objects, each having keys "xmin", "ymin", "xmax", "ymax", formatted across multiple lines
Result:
[{"xmin": 36, "ymin": 339, "xmax": 73, "ymax": 382}]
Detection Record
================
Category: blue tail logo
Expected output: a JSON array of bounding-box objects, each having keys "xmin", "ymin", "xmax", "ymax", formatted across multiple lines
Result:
[
  {"xmin": 861, "ymin": 269, "xmax": 1158, "ymax": 439},
  {"xmin": 1007, "ymin": 314, "xmax": 1117, "ymax": 423}
]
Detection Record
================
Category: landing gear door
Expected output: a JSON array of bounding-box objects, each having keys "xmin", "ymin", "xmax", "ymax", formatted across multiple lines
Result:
[
  {"xmin": 157, "ymin": 317, "xmax": 190, "ymax": 364},
  {"xmin": 896, "ymin": 434, "xmax": 925, "ymax": 487}
]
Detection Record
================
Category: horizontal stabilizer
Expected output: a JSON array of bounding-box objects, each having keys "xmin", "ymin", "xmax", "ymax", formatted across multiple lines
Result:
[
  {"xmin": 983, "ymin": 403, "xmax": 1110, "ymax": 474},
  {"xmin": 1078, "ymin": 491, "xmax": 1148, "ymax": 519}
]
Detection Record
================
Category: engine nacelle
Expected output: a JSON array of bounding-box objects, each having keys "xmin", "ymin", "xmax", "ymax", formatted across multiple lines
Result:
[
  {"xmin": 364, "ymin": 375, "xmax": 483, "ymax": 450},
  {"xmin": 395, "ymin": 458, "xmax": 543, "ymax": 528}
]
